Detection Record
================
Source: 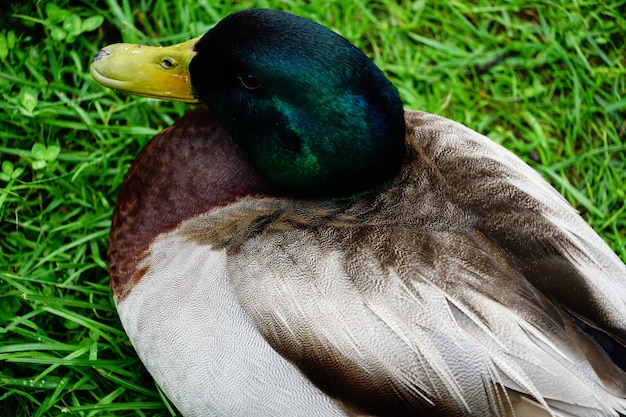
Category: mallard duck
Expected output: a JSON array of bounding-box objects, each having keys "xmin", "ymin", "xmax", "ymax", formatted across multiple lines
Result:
[{"xmin": 90, "ymin": 8, "xmax": 626, "ymax": 417}]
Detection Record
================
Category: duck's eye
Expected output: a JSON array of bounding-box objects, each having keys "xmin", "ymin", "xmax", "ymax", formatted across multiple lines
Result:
[
  {"xmin": 237, "ymin": 73, "xmax": 262, "ymax": 90},
  {"xmin": 161, "ymin": 58, "xmax": 177, "ymax": 69}
]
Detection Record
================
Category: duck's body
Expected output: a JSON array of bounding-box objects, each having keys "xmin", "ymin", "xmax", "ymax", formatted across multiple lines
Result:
[{"xmin": 93, "ymin": 9, "xmax": 626, "ymax": 417}]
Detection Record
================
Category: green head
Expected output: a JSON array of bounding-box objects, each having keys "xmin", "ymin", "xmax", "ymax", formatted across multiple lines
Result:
[{"xmin": 190, "ymin": 9, "xmax": 406, "ymax": 199}]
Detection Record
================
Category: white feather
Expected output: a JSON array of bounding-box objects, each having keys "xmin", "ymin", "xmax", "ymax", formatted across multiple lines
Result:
[{"xmin": 116, "ymin": 235, "xmax": 347, "ymax": 417}]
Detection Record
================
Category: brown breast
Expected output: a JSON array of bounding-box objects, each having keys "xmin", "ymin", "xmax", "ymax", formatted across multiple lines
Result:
[{"xmin": 108, "ymin": 107, "xmax": 275, "ymax": 301}]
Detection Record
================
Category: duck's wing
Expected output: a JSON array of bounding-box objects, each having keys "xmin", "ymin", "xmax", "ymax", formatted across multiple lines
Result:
[
  {"xmin": 403, "ymin": 110, "xmax": 626, "ymax": 342},
  {"xmin": 196, "ymin": 110, "xmax": 626, "ymax": 416},
  {"xmin": 221, "ymin": 220, "xmax": 625, "ymax": 417}
]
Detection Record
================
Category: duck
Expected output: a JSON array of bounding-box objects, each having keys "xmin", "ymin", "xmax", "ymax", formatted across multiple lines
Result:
[{"xmin": 90, "ymin": 8, "xmax": 626, "ymax": 417}]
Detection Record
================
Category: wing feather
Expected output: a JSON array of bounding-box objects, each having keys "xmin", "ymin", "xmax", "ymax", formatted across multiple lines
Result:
[{"xmin": 178, "ymin": 110, "xmax": 626, "ymax": 416}]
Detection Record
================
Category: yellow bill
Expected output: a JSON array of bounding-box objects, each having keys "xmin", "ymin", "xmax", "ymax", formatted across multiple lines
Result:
[{"xmin": 90, "ymin": 37, "xmax": 201, "ymax": 103}]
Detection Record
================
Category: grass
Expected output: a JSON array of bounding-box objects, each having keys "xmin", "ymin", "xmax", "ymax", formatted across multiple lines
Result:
[{"xmin": 0, "ymin": 0, "xmax": 624, "ymax": 415}]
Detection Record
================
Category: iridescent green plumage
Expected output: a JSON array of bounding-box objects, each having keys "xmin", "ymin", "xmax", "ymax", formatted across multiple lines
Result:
[{"xmin": 190, "ymin": 9, "xmax": 405, "ymax": 199}]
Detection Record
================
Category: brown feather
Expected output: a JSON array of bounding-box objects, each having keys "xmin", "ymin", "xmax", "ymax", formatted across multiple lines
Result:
[{"xmin": 108, "ymin": 108, "xmax": 274, "ymax": 301}]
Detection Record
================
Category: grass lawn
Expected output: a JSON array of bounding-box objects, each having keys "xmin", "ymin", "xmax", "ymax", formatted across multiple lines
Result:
[{"xmin": 1, "ymin": 0, "xmax": 624, "ymax": 415}]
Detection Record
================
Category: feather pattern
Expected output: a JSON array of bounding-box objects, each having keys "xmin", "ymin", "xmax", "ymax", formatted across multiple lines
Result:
[
  {"xmin": 167, "ymin": 111, "xmax": 626, "ymax": 416},
  {"xmin": 116, "ymin": 236, "xmax": 347, "ymax": 417},
  {"xmin": 112, "ymin": 110, "xmax": 626, "ymax": 416}
]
